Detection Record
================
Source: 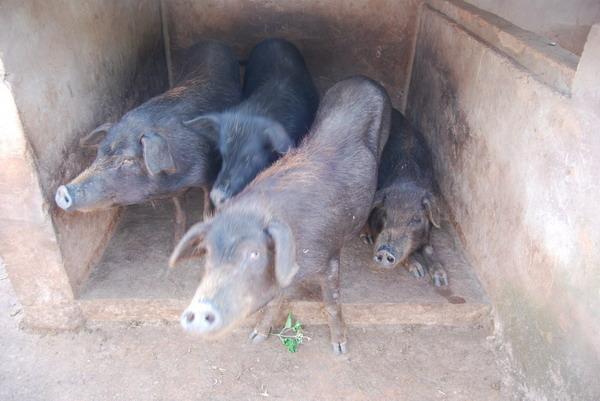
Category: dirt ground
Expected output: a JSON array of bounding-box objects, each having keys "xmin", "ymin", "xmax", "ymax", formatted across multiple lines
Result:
[{"xmin": 0, "ymin": 263, "xmax": 508, "ymax": 401}]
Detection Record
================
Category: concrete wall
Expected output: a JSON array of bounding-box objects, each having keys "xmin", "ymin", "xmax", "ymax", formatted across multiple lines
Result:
[
  {"xmin": 407, "ymin": 2, "xmax": 600, "ymax": 400},
  {"xmin": 163, "ymin": 0, "xmax": 423, "ymax": 109},
  {"xmin": 0, "ymin": 0, "xmax": 166, "ymax": 328},
  {"xmin": 466, "ymin": 0, "xmax": 600, "ymax": 56}
]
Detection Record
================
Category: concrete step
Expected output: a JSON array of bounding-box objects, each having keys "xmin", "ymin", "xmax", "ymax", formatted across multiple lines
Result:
[{"xmin": 78, "ymin": 191, "xmax": 491, "ymax": 327}]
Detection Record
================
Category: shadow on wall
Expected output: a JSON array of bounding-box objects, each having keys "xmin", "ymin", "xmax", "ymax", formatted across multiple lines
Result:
[{"xmin": 164, "ymin": 0, "xmax": 424, "ymax": 108}]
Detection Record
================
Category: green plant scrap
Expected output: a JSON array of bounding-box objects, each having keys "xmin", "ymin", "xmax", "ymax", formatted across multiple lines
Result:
[{"xmin": 273, "ymin": 313, "xmax": 307, "ymax": 353}]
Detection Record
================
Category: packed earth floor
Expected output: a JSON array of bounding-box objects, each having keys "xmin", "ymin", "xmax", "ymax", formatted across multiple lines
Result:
[{"xmin": 0, "ymin": 262, "xmax": 512, "ymax": 401}]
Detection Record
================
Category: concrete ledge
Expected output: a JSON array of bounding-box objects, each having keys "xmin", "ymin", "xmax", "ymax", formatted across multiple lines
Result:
[
  {"xmin": 426, "ymin": 0, "xmax": 578, "ymax": 95},
  {"xmin": 22, "ymin": 303, "xmax": 85, "ymax": 331},
  {"xmin": 79, "ymin": 298, "xmax": 491, "ymax": 327},
  {"xmin": 77, "ymin": 196, "xmax": 491, "ymax": 328}
]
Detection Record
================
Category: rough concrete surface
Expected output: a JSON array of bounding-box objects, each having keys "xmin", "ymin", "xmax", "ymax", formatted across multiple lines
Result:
[
  {"xmin": 0, "ymin": 262, "xmax": 508, "ymax": 401},
  {"xmin": 0, "ymin": 59, "xmax": 82, "ymax": 330},
  {"xmin": 164, "ymin": 0, "xmax": 423, "ymax": 109},
  {"xmin": 466, "ymin": 0, "xmax": 600, "ymax": 55},
  {"xmin": 428, "ymin": 0, "xmax": 577, "ymax": 95},
  {"xmin": 408, "ymin": 5, "xmax": 600, "ymax": 401},
  {"xmin": 0, "ymin": 0, "xmax": 167, "ymax": 328}
]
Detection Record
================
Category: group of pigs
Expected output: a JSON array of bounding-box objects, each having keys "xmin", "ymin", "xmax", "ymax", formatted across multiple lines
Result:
[{"xmin": 55, "ymin": 39, "xmax": 448, "ymax": 354}]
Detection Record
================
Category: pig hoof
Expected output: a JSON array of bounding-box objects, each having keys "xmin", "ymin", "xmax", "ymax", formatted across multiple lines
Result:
[
  {"xmin": 408, "ymin": 261, "xmax": 426, "ymax": 279},
  {"xmin": 332, "ymin": 341, "xmax": 348, "ymax": 355},
  {"xmin": 248, "ymin": 329, "xmax": 269, "ymax": 344},
  {"xmin": 360, "ymin": 233, "xmax": 373, "ymax": 245},
  {"xmin": 431, "ymin": 266, "xmax": 449, "ymax": 287}
]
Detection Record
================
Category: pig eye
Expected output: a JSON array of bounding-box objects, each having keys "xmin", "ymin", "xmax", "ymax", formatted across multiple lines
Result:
[{"xmin": 249, "ymin": 250, "xmax": 260, "ymax": 260}]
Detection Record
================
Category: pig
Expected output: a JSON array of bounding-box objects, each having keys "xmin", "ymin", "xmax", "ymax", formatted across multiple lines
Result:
[
  {"xmin": 169, "ymin": 76, "xmax": 391, "ymax": 354},
  {"xmin": 184, "ymin": 38, "xmax": 319, "ymax": 207},
  {"xmin": 363, "ymin": 109, "xmax": 448, "ymax": 287},
  {"xmin": 54, "ymin": 41, "xmax": 242, "ymax": 242}
]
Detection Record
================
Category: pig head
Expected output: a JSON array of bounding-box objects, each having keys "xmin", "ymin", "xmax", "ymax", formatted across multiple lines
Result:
[
  {"xmin": 169, "ymin": 212, "xmax": 298, "ymax": 335},
  {"xmin": 55, "ymin": 120, "xmax": 208, "ymax": 212},
  {"xmin": 184, "ymin": 114, "xmax": 293, "ymax": 207},
  {"xmin": 370, "ymin": 183, "xmax": 441, "ymax": 268}
]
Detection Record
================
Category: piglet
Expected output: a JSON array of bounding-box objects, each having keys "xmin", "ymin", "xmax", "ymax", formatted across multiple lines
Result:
[
  {"xmin": 184, "ymin": 38, "xmax": 319, "ymax": 207},
  {"xmin": 364, "ymin": 109, "xmax": 448, "ymax": 286}
]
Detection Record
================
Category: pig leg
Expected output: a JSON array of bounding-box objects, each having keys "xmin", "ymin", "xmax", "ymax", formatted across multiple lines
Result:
[
  {"xmin": 321, "ymin": 254, "xmax": 347, "ymax": 355},
  {"xmin": 422, "ymin": 244, "xmax": 449, "ymax": 287},
  {"xmin": 360, "ymin": 223, "xmax": 374, "ymax": 245},
  {"xmin": 172, "ymin": 194, "xmax": 187, "ymax": 244},
  {"xmin": 201, "ymin": 186, "xmax": 214, "ymax": 220},
  {"xmin": 404, "ymin": 252, "xmax": 427, "ymax": 279},
  {"xmin": 361, "ymin": 209, "xmax": 383, "ymax": 245},
  {"xmin": 248, "ymin": 296, "xmax": 283, "ymax": 344}
]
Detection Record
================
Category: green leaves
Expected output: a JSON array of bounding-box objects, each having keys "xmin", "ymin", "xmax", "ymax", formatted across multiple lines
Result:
[
  {"xmin": 283, "ymin": 337, "xmax": 299, "ymax": 353},
  {"xmin": 274, "ymin": 313, "xmax": 306, "ymax": 353}
]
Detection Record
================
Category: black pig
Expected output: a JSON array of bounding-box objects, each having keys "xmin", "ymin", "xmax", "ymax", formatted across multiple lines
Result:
[
  {"xmin": 55, "ymin": 41, "xmax": 242, "ymax": 241},
  {"xmin": 170, "ymin": 76, "xmax": 391, "ymax": 354},
  {"xmin": 364, "ymin": 109, "xmax": 448, "ymax": 287},
  {"xmin": 184, "ymin": 38, "xmax": 319, "ymax": 207}
]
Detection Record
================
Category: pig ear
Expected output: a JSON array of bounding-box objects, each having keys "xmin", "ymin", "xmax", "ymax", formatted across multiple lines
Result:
[
  {"xmin": 141, "ymin": 132, "xmax": 177, "ymax": 176},
  {"xmin": 183, "ymin": 114, "xmax": 220, "ymax": 140},
  {"xmin": 80, "ymin": 122, "xmax": 112, "ymax": 148},
  {"xmin": 265, "ymin": 123, "xmax": 293, "ymax": 154},
  {"xmin": 169, "ymin": 222, "xmax": 210, "ymax": 268},
  {"xmin": 266, "ymin": 219, "xmax": 299, "ymax": 288},
  {"xmin": 422, "ymin": 194, "xmax": 442, "ymax": 229}
]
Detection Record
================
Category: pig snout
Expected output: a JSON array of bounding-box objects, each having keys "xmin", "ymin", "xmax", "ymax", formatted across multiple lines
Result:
[
  {"xmin": 180, "ymin": 301, "xmax": 223, "ymax": 334},
  {"xmin": 55, "ymin": 183, "xmax": 96, "ymax": 211},
  {"xmin": 55, "ymin": 185, "xmax": 74, "ymax": 210},
  {"xmin": 374, "ymin": 245, "xmax": 398, "ymax": 268},
  {"xmin": 55, "ymin": 175, "xmax": 115, "ymax": 212}
]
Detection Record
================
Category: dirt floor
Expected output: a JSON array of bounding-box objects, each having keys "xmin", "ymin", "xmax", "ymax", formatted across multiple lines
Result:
[{"xmin": 0, "ymin": 262, "xmax": 510, "ymax": 401}]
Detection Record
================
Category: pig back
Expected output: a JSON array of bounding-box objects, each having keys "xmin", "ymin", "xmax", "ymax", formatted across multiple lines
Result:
[
  {"xmin": 171, "ymin": 41, "xmax": 241, "ymax": 89},
  {"xmin": 240, "ymin": 77, "xmax": 391, "ymax": 267},
  {"xmin": 238, "ymin": 39, "xmax": 319, "ymax": 145},
  {"xmin": 377, "ymin": 109, "xmax": 434, "ymax": 189},
  {"xmin": 306, "ymin": 76, "xmax": 391, "ymax": 163},
  {"xmin": 243, "ymin": 38, "xmax": 313, "ymax": 96},
  {"xmin": 138, "ymin": 41, "xmax": 242, "ymax": 124}
]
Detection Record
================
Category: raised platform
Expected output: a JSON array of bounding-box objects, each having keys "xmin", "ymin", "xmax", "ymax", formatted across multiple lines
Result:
[{"xmin": 78, "ymin": 190, "xmax": 490, "ymax": 326}]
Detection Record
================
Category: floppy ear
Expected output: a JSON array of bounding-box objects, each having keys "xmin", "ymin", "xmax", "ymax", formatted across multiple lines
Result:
[
  {"xmin": 266, "ymin": 219, "xmax": 298, "ymax": 287},
  {"xmin": 183, "ymin": 114, "xmax": 220, "ymax": 142},
  {"xmin": 169, "ymin": 222, "xmax": 211, "ymax": 268},
  {"xmin": 422, "ymin": 194, "xmax": 442, "ymax": 229},
  {"xmin": 80, "ymin": 122, "xmax": 113, "ymax": 148},
  {"xmin": 141, "ymin": 132, "xmax": 176, "ymax": 176},
  {"xmin": 265, "ymin": 122, "xmax": 293, "ymax": 154}
]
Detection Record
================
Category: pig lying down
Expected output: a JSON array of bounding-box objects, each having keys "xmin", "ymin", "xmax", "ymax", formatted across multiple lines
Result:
[
  {"xmin": 55, "ymin": 41, "xmax": 242, "ymax": 242},
  {"xmin": 170, "ymin": 76, "xmax": 391, "ymax": 354},
  {"xmin": 364, "ymin": 109, "xmax": 448, "ymax": 287},
  {"xmin": 185, "ymin": 38, "xmax": 319, "ymax": 207}
]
